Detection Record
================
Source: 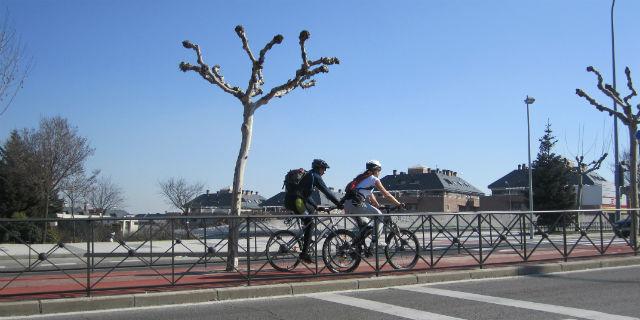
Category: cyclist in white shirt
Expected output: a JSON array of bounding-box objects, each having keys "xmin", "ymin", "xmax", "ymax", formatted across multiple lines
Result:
[{"xmin": 343, "ymin": 160, "xmax": 403, "ymax": 244}]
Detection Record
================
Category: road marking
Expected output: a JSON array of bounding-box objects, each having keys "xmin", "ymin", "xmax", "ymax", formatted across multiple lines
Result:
[
  {"xmin": 398, "ymin": 287, "xmax": 638, "ymax": 320},
  {"xmin": 310, "ymin": 293, "xmax": 465, "ymax": 320}
]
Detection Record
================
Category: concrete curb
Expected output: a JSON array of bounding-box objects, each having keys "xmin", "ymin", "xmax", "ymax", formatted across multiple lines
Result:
[
  {"xmin": 2, "ymin": 256, "xmax": 639, "ymax": 317},
  {"xmin": 39, "ymin": 295, "xmax": 135, "ymax": 314}
]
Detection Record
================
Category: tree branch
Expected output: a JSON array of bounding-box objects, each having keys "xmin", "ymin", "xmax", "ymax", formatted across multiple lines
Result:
[
  {"xmin": 179, "ymin": 40, "xmax": 244, "ymax": 99},
  {"xmin": 624, "ymin": 67, "xmax": 637, "ymax": 105},
  {"xmin": 234, "ymin": 25, "xmax": 256, "ymax": 63},
  {"xmin": 247, "ymin": 34, "xmax": 283, "ymax": 99},
  {"xmin": 586, "ymin": 66, "xmax": 627, "ymax": 107},
  {"xmin": 576, "ymin": 88, "xmax": 629, "ymax": 125},
  {"xmin": 299, "ymin": 30, "xmax": 310, "ymax": 67}
]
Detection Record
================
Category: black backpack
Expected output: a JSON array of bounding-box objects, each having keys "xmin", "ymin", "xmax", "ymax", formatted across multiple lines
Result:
[
  {"xmin": 341, "ymin": 172, "xmax": 373, "ymax": 205},
  {"xmin": 283, "ymin": 168, "xmax": 306, "ymax": 210}
]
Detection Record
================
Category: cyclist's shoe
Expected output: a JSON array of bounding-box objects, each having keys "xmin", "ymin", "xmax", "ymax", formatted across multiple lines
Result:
[{"xmin": 299, "ymin": 253, "xmax": 315, "ymax": 264}]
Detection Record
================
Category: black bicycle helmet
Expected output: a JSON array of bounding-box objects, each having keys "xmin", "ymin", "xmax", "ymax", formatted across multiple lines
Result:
[{"xmin": 312, "ymin": 159, "xmax": 330, "ymax": 169}]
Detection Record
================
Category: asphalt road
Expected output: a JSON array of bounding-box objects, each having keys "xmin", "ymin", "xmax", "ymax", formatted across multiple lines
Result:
[{"xmin": 4, "ymin": 265, "xmax": 639, "ymax": 320}]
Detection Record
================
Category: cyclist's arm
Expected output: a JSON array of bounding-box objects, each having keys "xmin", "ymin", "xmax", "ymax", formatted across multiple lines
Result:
[
  {"xmin": 368, "ymin": 193, "xmax": 381, "ymax": 207},
  {"xmin": 314, "ymin": 175, "xmax": 342, "ymax": 206},
  {"xmin": 374, "ymin": 179, "xmax": 402, "ymax": 206}
]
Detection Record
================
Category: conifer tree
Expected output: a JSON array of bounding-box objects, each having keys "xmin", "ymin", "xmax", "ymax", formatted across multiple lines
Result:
[{"xmin": 528, "ymin": 122, "xmax": 575, "ymax": 230}]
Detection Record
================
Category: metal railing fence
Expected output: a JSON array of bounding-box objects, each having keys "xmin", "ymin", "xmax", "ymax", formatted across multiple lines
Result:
[{"xmin": 0, "ymin": 209, "xmax": 637, "ymax": 299}]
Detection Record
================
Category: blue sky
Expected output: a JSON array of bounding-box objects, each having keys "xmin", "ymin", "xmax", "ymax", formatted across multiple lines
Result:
[{"xmin": 1, "ymin": 1, "xmax": 639, "ymax": 214}]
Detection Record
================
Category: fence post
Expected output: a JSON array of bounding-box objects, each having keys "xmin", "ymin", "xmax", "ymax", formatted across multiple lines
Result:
[
  {"xmin": 428, "ymin": 215, "xmax": 434, "ymax": 268},
  {"xmin": 489, "ymin": 214, "xmax": 493, "ymax": 246},
  {"xmin": 456, "ymin": 214, "xmax": 461, "ymax": 254},
  {"xmin": 523, "ymin": 213, "xmax": 528, "ymax": 262},
  {"xmin": 562, "ymin": 212, "xmax": 568, "ymax": 262},
  {"xmin": 171, "ymin": 218, "xmax": 175, "ymax": 286},
  {"xmin": 247, "ymin": 217, "xmax": 251, "ymax": 286},
  {"xmin": 374, "ymin": 215, "xmax": 380, "ymax": 277},
  {"xmin": 599, "ymin": 211, "xmax": 604, "ymax": 254},
  {"xmin": 204, "ymin": 218, "xmax": 207, "ymax": 268},
  {"xmin": 149, "ymin": 219, "xmax": 153, "ymax": 265},
  {"xmin": 87, "ymin": 219, "xmax": 93, "ymax": 296},
  {"xmin": 314, "ymin": 215, "xmax": 320, "ymax": 275},
  {"xmin": 478, "ymin": 214, "xmax": 483, "ymax": 269}
]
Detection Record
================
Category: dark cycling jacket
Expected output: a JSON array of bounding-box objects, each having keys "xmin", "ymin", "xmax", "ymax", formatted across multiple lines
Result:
[{"xmin": 296, "ymin": 168, "xmax": 341, "ymax": 208}]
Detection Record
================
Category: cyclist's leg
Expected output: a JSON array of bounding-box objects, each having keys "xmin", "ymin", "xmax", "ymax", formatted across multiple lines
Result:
[
  {"xmin": 344, "ymin": 200, "xmax": 369, "ymax": 228},
  {"xmin": 294, "ymin": 198, "xmax": 314, "ymax": 257},
  {"xmin": 362, "ymin": 202, "xmax": 383, "ymax": 242}
]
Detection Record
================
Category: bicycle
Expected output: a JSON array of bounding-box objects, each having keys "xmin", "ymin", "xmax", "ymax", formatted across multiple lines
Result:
[
  {"xmin": 322, "ymin": 204, "xmax": 419, "ymax": 273},
  {"xmin": 265, "ymin": 206, "xmax": 339, "ymax": 272}
]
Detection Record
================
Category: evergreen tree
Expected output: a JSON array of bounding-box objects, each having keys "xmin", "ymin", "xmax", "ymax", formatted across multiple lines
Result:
[{"xmin": 528, "ymin": 122, "xmax": 575, "ymax": 230}]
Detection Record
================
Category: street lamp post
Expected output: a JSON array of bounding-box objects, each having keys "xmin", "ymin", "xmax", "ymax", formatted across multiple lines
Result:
[
  {"xmin": 525, "ymin": 95, "xmax": 535, "ymax": 239},
  {"xmin": 611, "ymin": 0, "xmax": 622, "ymax": 220}
]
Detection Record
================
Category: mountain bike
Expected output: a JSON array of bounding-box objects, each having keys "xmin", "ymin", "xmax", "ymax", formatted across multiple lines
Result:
[
  {"xmin": 322, "ymin": 205, "xmax": 419, "ymax": 273},
  {"xmin": 265, "ymin": 206, "xmax": 338, "ymax": 272}
]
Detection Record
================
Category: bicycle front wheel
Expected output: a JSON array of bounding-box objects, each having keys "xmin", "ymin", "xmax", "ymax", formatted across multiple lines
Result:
[
  {"xmin": 266, "ymin": 230, "xmax": 301, "ymax": 272},
  {"xmin": 322, "ymin": 229, "xmax": 360, "ymax": 273},
  {"xmin": 384, "ymin": 229, "xmax": 419, "ymax": 270}
]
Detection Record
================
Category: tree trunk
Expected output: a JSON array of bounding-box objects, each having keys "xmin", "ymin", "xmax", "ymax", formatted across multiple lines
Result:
[
  {"xmin": 42, "ymin": 192, "xmax": 50, "ymax": 243},
  {"xmin": 575, "ymin": 174, "xmax": 583, "ymax": 231},
  {"xmin": 226, "ymin": 106, "xmax": 254, "ymax": 271},
  {"xmin": 629, "ymin": 125, "xmax": 639, "ymax": 248}
]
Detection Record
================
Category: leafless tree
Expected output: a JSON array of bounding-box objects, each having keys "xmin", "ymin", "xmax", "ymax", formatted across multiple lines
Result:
[
  {"xmin": 87, "ymin": 176, "xmax": 125, "ymax": 217},
  {"xmin": 576, "ymin": 66, "xmax": 638, "ymax": 245},
  {"xmin": 565, "ymin": 125, "xmax": 608, "ymax": 210},
  {"xmin": 180, "ymin": 26, "xmax": 339, "ymax": 269},
  {"xmin": 60, "ymin": 169, "xmax": 100, "ymax": 216},
  {"xmin": 0, "ymin": 10, "xmax": 31, "ymax": 117},
  {"xmin": 158, "ymin": 177, "xmax": 204, "ymax": 214},
  {"xmin": 30, "ymin": 117, "xmax": 94, "ymax": 241},
  {"xmin": 60, "ymin": 169, "xmax": 99, "ymax": 240}
]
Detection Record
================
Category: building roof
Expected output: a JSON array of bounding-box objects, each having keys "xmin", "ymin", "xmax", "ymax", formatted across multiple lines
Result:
[
  {"xmin": 187, "ymin": 188, "xmax": 266, "ymax": 210},
  {"xmin": 380, "ymin": 167, "xmax": 484, "ymax": 196},
  {"xmin": 488, "ymin": 164, "xmax": 609, "ymax": 190},
  {"xmin": 261, "ymin": 189, "xmax": 345, "ymax": 208}
]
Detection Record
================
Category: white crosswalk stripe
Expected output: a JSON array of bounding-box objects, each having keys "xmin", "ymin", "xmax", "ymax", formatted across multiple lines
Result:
[
  {"xmin": 309, "ymin": 293, "xmax": 465, "ymax": 320},
  {"xmin": 398, "ymin": 287, "xmax": 639, "ymax": 320}
]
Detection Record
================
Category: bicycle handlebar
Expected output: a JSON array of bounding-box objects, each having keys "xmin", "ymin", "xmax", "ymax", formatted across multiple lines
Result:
[
  {"xmin": 378, "ymin": 204, "xmax": 406, "ymax": 213},
  {"xmin": 316, "ymin": 206, "xmax": 338, "ymax": 212}
]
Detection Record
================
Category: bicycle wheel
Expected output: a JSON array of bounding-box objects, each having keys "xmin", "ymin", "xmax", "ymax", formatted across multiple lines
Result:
[
  {"xmin": 266, "ymin": 230, "xmax": 302, "ymax": 272},
  {"xmin": 384, "ymin": 229, "xmax": 419, "ymax": 270},
  {"xmin": 322, "ymin": 229, "xmax": 361, "ymax": 273}
]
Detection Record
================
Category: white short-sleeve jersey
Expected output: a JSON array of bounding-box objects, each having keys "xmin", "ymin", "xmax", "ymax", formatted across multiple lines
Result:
[{"xmin": 356, "ymin": 175, "xmax": 380, "ymax": 199}]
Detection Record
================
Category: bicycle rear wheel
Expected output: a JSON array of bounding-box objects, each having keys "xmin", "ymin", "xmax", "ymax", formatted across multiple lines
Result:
[
  {"xmin": 266, "ymin": 230, "xmax": 302, "ymax": 272},
  {"xmin": 384, "ymin": 229, "xmax": 419, "ymax": 270},
  {"xmin": 322, "ymin": 229, "xmax": 360, "ymax": 273}
]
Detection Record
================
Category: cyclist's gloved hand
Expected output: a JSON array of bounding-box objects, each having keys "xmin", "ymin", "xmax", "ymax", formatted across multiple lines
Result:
[{"xmin": 398, "ymin": 202, "xmax": 406, "ymax": 209}]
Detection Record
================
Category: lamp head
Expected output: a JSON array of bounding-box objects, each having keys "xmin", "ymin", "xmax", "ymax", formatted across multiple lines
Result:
[{"xmin": 525, "ymin": 96, "xmax": 535, "ymax": 104}]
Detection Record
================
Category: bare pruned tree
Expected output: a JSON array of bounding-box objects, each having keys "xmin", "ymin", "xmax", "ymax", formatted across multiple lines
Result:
[
  {"xmin": 0, "ymin": 10, "xmax": 32, "ymax": 117},
  {"xmin": 87, "ymin": 176, "xmax": 125, "ymax": 217},
  {"xmin": 565, "ymin": 124, "xmax": 608, "ymax": 210},
  {"xmin": 180, "ymin": 26, "xmax": 339, "ymax": 269},
  {"xmin": 158, "ymin": 177, "xmax": 204, "ymax": 214},
  {"xmin": 576, "ymin": 66, "xmax": 638, "ymax": 244}
]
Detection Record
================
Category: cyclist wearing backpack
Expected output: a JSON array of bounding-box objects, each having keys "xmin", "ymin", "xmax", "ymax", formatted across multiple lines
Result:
[
  {"xmin": 342, "ymin": 160, "xmax": 403, "ymax": 244},
  {"xmin": 286, "ymin": 159, "xmax": 343, "ymax": 263}
]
